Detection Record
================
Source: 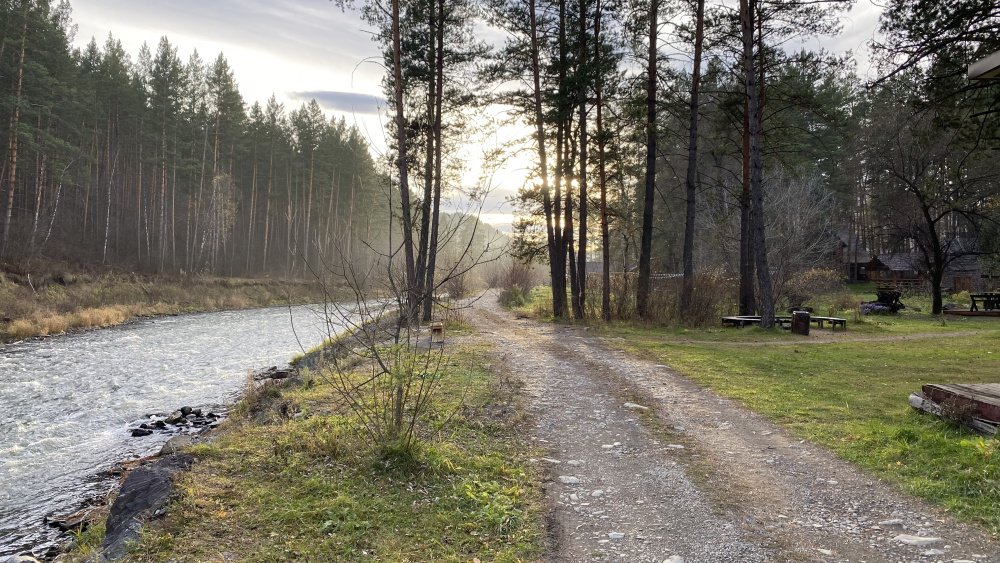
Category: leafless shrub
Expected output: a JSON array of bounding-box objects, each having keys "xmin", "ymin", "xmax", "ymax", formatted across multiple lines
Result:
[
  {"xmin": 829, "ymin": 290, "xmax": 862, "ymax": 316},
  {"xmin": 785, "ymin": 268, "xmax": 845, "ymax": 310},
  {"xmin": 444, "ymin": 269, "xmax": 469, "ymax": 300},
  {"xmin": 500, "ymin": 260, "xmax": 535, "ymax": 290}
]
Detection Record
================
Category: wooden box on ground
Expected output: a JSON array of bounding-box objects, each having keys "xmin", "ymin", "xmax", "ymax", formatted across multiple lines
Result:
[{"xmin": 922, "ymin": 383, "xmax": 1000, "ymax": 423}]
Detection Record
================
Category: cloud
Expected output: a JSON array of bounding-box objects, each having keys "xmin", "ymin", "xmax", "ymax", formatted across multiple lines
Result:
[
  {"xmin": 289, "ymin": 91, "xmax": 386, "ymax": 115},
  {"xmin": 70, "ymin": 0, "xmax": 384, "ymax": 99}
]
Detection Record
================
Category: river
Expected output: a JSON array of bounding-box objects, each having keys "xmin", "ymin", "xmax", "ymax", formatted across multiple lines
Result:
[{"xmin": 0, "ymin": 304, "xmax": 343, "ymax": 557}]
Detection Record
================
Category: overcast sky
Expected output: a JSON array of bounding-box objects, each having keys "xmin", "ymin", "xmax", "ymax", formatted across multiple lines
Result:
[{"xmin": 67, "ymin": 0, "xmax": 885, "ymax": 229}]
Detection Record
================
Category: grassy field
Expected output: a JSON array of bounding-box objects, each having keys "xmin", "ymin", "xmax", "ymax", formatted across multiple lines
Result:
[
  {"xmin": 0, "ymin": 271, "xmax": 338, "ymax": 342},
  {"xmin": 70, "ymin": 339, "xmax": 544, "ymax": 563},
  {"xmin": 603, "ymin": 309, "xmax": 1000, "ymax": 535}
]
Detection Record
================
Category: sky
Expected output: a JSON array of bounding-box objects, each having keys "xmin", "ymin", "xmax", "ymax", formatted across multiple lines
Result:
[{"xmin": 67, "ymin": 0, "xmax": 886, "ymax": 231}]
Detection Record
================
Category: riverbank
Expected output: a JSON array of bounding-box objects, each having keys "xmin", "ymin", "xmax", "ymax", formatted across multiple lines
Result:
[
  {"xmin": 58, "ymin": 323, "xmax": 544, "ymax": 562},
  {"xmin": 1, "ymin": 303, "xmax": 341, "ymax": 558},
  {"xmin": 0, "ymin": 269, "xmax": 341, "ymax": 342}
]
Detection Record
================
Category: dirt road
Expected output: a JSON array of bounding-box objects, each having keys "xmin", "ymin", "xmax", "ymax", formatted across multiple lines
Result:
[{"xmin": 466, "ymin": 294, "xmax": 999, "ymax": 563}]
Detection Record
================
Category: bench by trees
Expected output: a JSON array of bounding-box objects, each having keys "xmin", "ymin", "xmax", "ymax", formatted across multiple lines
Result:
[{"xmin": 721, "ymin": 315, "xmax": 846, "ymax": 330}]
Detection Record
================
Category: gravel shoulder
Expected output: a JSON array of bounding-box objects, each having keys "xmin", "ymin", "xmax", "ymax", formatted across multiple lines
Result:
[{"xmin": 465, "ymin": 293, "xmax": 1000, "ymax": 563}]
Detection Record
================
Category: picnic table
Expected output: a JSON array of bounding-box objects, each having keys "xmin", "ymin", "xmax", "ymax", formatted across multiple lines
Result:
[{"xmin": 970, "ymin": 292, "xmax": 1000, "ymax": 311}]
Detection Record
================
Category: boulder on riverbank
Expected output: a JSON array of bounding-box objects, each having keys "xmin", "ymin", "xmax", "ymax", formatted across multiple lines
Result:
[
  {"xmin": 253, "ymin": 365, "xmax": 295, "ymax": 380},
  {"xmin": 158, "ymin": 435, "xmax": 194, "ymax": 456},
  {"xmin": 88, "ymin": 454, "xmax": 191, "ymax": 562}
]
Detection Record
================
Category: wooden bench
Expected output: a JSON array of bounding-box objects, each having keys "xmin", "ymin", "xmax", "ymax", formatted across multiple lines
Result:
[
  {"xmin": 723, "ymin": 315, "xmax": 846, "ymax": 330},
  {"xmin": 970, "ymin": 293, "xmax": 1000, "ymax": 311},
  {"xmin": 721, "ymin": 315, "xmax": 792, "ymax": 329},
  {"xmin": 809, "ymin": 316, "xmax": 847, "ymax": 330}
]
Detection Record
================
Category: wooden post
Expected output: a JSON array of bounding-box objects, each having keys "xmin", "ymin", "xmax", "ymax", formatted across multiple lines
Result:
[{"xmin": 430, "ymin": 322, "xmax": 444, "ymax": 344}]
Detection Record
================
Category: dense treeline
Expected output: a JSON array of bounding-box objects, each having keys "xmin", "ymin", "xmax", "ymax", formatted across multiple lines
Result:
[
  {"xmin": 0, "ymin": 0, "xmax": 382, "ymax": 277},
  {"xmin": 474, "ymin": 0, "xmax": 1000, "ymax": 320}
]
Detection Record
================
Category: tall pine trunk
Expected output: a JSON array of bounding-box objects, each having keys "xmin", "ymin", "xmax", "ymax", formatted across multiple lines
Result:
[
  {"xmin": 422, "ymin": 0, "xmax": 446, "ymax": 323},
  {"xmin": 528, "ymin": 0, "xmax": 561, "ymax": 318},
  {"xmin": 739, "ymin": 98, "xmax": 754, "ymax": 315},
  {"xmin": 680, "ymin": 0, "xmax": 705, "ymax": 316},
  {"xmin": 573, "ymin": 0, "xmax": 589, "ymax": 320},
  {"xmin": 262, "ymin": 138, "xmax": 274, "ymax": 272},
  {"xmin": 304, "ymin": 149, "xmax": 315, "ymax": 272},
  {"xmin": 741, "ymin": 0, "xmax": 774, "ymax": 327},
  {"xmin": 415, "ymin": 4, "xmax": 437, "ymax": 319},
  {"xmin": 392, "ymin": 0, "xmax": 418, "ymax": 318},
  {"xmin": 636, "ymin": 0, "xmax": 658, "ymax": 320},
  {"xmin": 594, "ymin": 0, "xmax": 610, "ymax": 321}
]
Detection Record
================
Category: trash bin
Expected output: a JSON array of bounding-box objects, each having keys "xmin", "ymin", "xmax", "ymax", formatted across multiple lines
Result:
[{"xmin": 791, "ymin": 311, "xmax": 810, "ymax": 335}]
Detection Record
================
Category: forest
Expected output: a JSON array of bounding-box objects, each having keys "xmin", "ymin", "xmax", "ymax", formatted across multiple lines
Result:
[
  {"xmin": 2, "ymin": 0, "xmax": 999, "ymax": 323},
  {"xmin": 361, "ymin": 0, "xmax": 1000, "ymax": 324},
  {"xmin": 0, "ymin": 0, "xmax": 385, "ymax": 280}
]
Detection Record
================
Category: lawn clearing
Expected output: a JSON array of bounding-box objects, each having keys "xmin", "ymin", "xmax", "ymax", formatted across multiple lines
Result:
[
  {"xmin": 607, "ymin": 327, "xmax": 1000, "ymax": 535},
  {"xmin": 78, "ymin": 341, "xmax": 543, "ymax": 563}
]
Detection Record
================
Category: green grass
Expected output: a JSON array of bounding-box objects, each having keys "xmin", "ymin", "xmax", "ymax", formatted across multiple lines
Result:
[
  {"xmin": 607, "ymin": 327, "xmax": 1000, "ymax": 535},
  {"xmin": 106, "ymin": 342, "xmax": 543, "ymax": 563}
]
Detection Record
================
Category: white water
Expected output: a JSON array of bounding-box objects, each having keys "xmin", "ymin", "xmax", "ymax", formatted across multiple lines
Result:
[{"xmin": 0, "ymin": 304, "xmax": 340, "ymax": 556}]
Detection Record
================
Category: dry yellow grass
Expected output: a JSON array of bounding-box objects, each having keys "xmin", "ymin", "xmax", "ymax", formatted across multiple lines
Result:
[
  {"xmin": 38, "ymin": 315, "xmax": 69, "ymax": 335},
  {"xmin": 6, "ymin": 319, "xmax": 35, "ymax": 339},
  {"xmin": 0, "ymin": 272, "xmax": 338, "ymax": 342},
  {"xmin": 71, "ymin": 307, "xmax": 126, "ymax": 328}
]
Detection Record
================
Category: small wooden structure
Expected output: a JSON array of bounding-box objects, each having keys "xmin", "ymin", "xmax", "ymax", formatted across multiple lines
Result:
[
  {"xmin": 430, "ymin": 321, "xmax": 445, "ymax": 344},
  {"xmin": 923, "ymin": 384, "xmax": 1000, "ymax": 423},
  {"xmin": 910, "ymin": 384, "xmax": 1000, "ymax": 435}
]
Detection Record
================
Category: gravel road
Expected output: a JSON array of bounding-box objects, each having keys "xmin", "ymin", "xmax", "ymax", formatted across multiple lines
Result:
[{"xmin": 466, "ymin": 293, "xmax": 999, "ymax": 563}]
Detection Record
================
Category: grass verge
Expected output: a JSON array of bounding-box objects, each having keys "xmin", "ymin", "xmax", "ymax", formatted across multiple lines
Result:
[
  {"xmin": 71, "ymin": 339, "xmax": 543, "ymax": 562},
  {"xmin": 605, "ymin": 324, "xmax": 1000, "ymax": 535}
]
